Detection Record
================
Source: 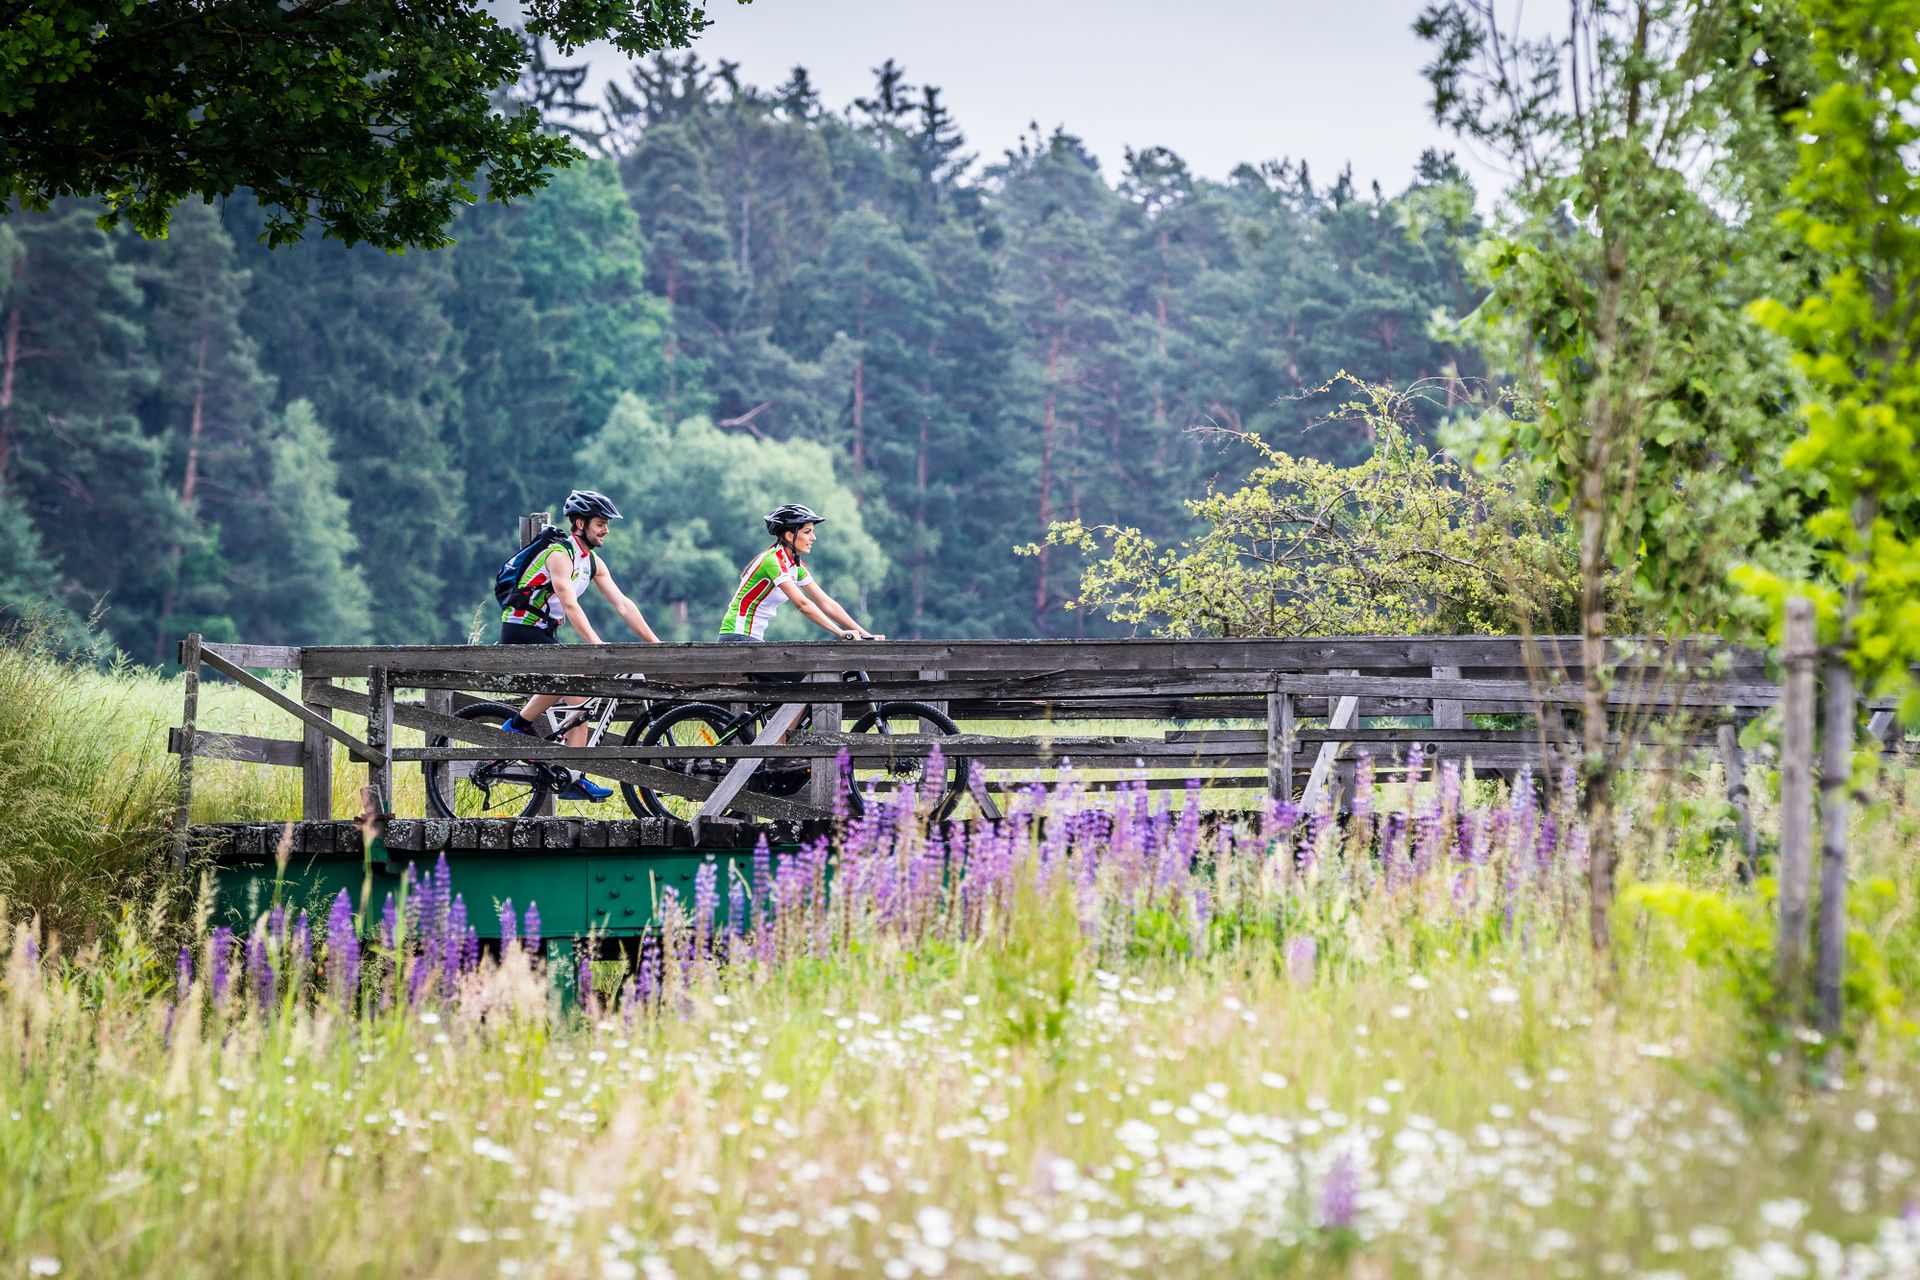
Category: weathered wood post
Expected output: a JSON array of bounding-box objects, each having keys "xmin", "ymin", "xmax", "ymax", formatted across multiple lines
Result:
[
  {"xmin": 1266, "ymin": 681, "xmax": 1295, "ymax": 804},
  {"xmin": 366, "ymin": 665, "xmax": 394, "ymax": 814},
  {"xmin": 1717, "ymin": 722, "xmax": 1758, "ymax": 881},
  {"xmin": 301, "ymin": 671, "xmax": 334, "ymax": 822},
  {"xmin": 1777, "ymin": 598, "xmax": 1816, "ymax": 1009},
  {"xmin": 423, "ymin": 687, "xmax": 454, "ymax": 818},
  {"xmin": 1815, "ymin": 645, "xmax": 1854, "ymax": 1041},
  {"xmin": 807, "ymin": 671, "xmax": 839, "ymax": 814},
  {"xmin": 1430, "ymin": 664, "xmax": 1464, "ymax": 734},
  {"xmin": 172, "ymin": 633, "xmax": 203, "ymax": 871}
]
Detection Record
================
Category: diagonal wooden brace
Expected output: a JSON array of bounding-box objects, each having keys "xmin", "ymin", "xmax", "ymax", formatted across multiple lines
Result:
[{"xmin": 199, "ymin": 647, "xmax": 381, "ymax": 763}]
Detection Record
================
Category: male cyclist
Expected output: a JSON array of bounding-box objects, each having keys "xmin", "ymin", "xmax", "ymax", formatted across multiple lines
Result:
[
  {"xmin": 501, "ymin": 489, "xmax": 661, "ymax": 802},
  {"xmin": 718, "ymin": 503, "xmax": 884, "ymax": 650}
]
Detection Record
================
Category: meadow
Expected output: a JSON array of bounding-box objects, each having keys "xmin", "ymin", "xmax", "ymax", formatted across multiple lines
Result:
[{"xmin": 3, "ymin": 636, "xmax": 1919, "ymax": 1279}]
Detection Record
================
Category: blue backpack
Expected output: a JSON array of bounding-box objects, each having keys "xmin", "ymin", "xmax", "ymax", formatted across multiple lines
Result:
[{"xmin": 493, "ymin": 526, "xmax": 570, "ymax": 611}]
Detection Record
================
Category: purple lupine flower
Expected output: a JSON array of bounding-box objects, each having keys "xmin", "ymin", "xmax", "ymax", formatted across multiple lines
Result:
[
  {"xmin": 523, "ymin": 902, "xmax": 541, "ymax": 957},
  {"xmin": 915, "ymin": 742, "xmax": 947, "ymax": 815},
  {"xmin": 247, "ymin": 932, "xmax": 274, "ymax": 1016},
  {"xmin": 443, "ymin": 894, "xmax": 468, "ymax": 992},
  {"xmin": 432, "ymin": 852, "xmax": 452, "ymax": 922},
  {"xmin": 267, "ymin": 904, "xmax": 287, "ymax": 949},
  {"xmin": 636, "ymin": 938, "xmax": 661, "ymax": 1008},
  {"xmin": 325, "ymin": 889, "xmax": 359, "ymax": 1007},
  {"xmin": 209, "ymin": 926, "xmax": 233, "ymax": 1007},
  {"xmin": 1284, "ymin": 935, "xmax": 1317, "ymax": 985},
  {"xmin": 176, "ymin": 944, "xmax": 194, "ymax": 998},
  {"xmin": 1438, "ymin": 760, "xmax": 1462, "ymax": 818},
  {"xmin": 693, "ymin": 859, "xmax": 718, "ymax": 955},
  {"xmin": 407, "ymin": 952, "xmax": 430, "ymax": 1008},
  {"xmin": 1380, "ymin": 812, "xmax": 1407, "ymax": 886},
  {"xmin": 498, "ymin": 898, "xmax": 518, "ymax": 952},
  {"xmin": 380, "ymin": 894, "xmax": 398, "ymax": 950},
  {"xmin": 1535, "ymin": 812, "xmax": 1559, "ymax": 874},
  {"xmin": 1319, "ymin": 1151, "xmax": 1359, "ymax": 1230},
  {"xmin": 463, "ymin": 926, "xmax": 480, "ymax": 974},
  {"xmin": 577, "ymin": 950, "xmax": 595, "ymax": 1018},
  {"xmin": 727, "ymin": 881, "xmax": 748, "ymax": 946},
  {"xmin": 751, "ymin": 835, "xmax": 772, "ymax": 926}
]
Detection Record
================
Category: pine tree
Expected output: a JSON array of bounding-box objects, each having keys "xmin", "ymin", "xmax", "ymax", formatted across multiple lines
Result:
[
  {"xmin": 447, "ymin": 158, "xmax": 669, "ymax": 588},
  {"xmin": 222, "ymin": 400, "xmax": 373, "ymax": 644},
  {"xmin": 227, "ymin": 197, "xmax": 466, "ymax": 641},
  {"xmin": 121, "ymin": 200, "xmax": 278, "ymax": 658},
  {"xmin": 996, "ymin": 130, "xmax": 1132, "ymax": 633},
  {"xmin": 0, "ymin": 203, "xmax": 200, "ymax": 653}
]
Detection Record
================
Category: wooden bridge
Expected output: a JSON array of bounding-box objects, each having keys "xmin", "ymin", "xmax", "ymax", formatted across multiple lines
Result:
[{"xmin": 169, "ymin": 632, "xmax": 1902, "ymax": 940}]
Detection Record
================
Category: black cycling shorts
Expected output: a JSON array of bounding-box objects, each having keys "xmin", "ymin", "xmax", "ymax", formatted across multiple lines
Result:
[
  {"xmin": 717, "ymin": 632, "xmax": 802, "ymax": 683},
  {"xmin": 499, "ymin": 622, "xmax": 559, "ymax": 645}
]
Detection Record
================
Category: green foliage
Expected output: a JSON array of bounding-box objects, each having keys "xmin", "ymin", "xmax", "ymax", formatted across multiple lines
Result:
[
  {"xmin": 0, "ymin": 0, "xmax": 714, "ymax": 248},
  {"xmin": 1740, "ymin": 0, "xmax": 1920, "ymax": 721},
  {"xmin": 1033, "ymin": 379, "xmax": 1577, "ymax": 636},
  {"xmin": 5, "ymin": 54, "xmax": 1488, "ymax": 651},
  {"xmin": 1626, "ymin": 879, "xmax": 1908, "ymax": 1061},
  {"xmin": 579, "ymin": 394, "xmax": 886, "ymax": 639},
  {"xmin": 1419, "ymin": 0, "xmax": 1811, "ymax": 640}
]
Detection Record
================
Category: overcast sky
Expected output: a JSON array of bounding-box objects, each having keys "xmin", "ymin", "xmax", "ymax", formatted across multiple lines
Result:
[{"xmin": 574, "ymin": 0, "xmax": 1523, "ymax": 199}]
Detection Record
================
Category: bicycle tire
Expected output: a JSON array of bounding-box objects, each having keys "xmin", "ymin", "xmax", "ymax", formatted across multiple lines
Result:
[
  {"xmin": 423, "ymin": 701, "xmax": 549, "ymax": 820},
  {"xmin": 630, "ymin": 701, "xmax": 738, "ymax": 822},
  {"xmin": 845, "ymin": 700, "xmax": 967, "ymax": 820}
]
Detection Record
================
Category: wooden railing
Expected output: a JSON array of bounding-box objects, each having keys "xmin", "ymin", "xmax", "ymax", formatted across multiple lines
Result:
[{"xmin": 168, "ymin": 632, "xmax": 1907, "ymax": 866}]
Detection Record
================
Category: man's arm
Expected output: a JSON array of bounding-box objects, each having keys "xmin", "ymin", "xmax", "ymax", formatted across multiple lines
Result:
[
  {"xmin": 778, "ymin": 580, "xmax": 860, "ymax": 639},
  {"xmin": 804, "ymin": 581, "xmax": 883, "ymax": 639},
  {"xmin": 545, "ymin": 554, "xmax": 604, "ymax": 644},
  {"xmin": 589, "ymin": 561, "xmax": 662, "ymax": 643}
]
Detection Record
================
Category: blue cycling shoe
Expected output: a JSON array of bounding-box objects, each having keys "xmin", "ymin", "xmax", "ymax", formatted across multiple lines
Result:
[
  {"xmin": 557, "ymin": 776, "xmax": 613, "ymax": 803},
  {"xmin": 500, "ymin": 718, "xmax": 531, "ymax": 735}
]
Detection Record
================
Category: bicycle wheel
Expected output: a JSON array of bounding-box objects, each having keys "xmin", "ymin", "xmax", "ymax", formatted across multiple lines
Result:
[
  {"xmin": 845, "ymin": 701, "xmax": 967, "ymax": 820},
  {"xmin": 631, "ymin": 702, "xmax": 737, "ymax": 822},
  {"xmin": 423, "ymin": 701, "xmax": 550, "ymax": 820}
]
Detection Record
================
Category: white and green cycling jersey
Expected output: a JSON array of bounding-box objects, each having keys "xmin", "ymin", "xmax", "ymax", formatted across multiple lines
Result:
[{"xmin": 718, "ymin": 546, "xmax": 813, "ymax": 640}]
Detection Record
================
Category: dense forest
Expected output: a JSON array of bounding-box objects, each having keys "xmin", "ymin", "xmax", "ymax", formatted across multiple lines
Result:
[{"xmin": 0, "ymin": 55, "xmax": 1482, "ymax": 655}]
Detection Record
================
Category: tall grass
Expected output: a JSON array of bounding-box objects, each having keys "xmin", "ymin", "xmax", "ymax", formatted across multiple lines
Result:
[
  {"xmin": 3, "ymin": 758, "xmax": 1918, "ymax": 1277},
  {"xmin": 0, "ymin": 629, "xmax": 178, "ymax": 939}
]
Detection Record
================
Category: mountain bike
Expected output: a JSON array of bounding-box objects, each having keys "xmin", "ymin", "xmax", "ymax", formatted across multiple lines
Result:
[
  {"xmin": 629, "ymin": 672, "xmax": 968, "ymax": 822},
  {"xmin": 422, "ymin": 680, "xmax": 658, "ymax": 820}
]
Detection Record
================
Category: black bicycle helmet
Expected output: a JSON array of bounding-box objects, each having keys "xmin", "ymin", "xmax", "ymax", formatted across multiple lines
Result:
[
  {"xmin": 563, "ymin": 489, "xmax": 623, "ymax": 521},
  {"xmin": 764, "ymin": 503, "xmax": 826, "ymax": 536}
]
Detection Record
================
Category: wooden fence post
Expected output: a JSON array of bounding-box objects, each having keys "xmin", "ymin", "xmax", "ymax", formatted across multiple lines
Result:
[
  {"xmin": 423, "ymin": 688, "xmax": 453, "ymax": 817},
  {"xmin": 807, "ymin": 672, "xmax": 839, "ymax": 813},
  {"xmin": 1777, "ymin": 598, "xmax": 1816, "ymax": 1010},
  {"xmin": 1717, "ymin": 722, "xmax": 1758, "ymax": 881},
  {"xmin": 1430, "ymin": 664, "xmax": 1464, "ymax": 729},
  {"xmin": 1267, "ymin": 684, "xmax": 1295, "ymax": 804},
  {"xmin": 301, "ymin": 673, "xmax": 334, "ymax": 822},
  {"xmin": 1815, "ymin": 647, "xmax": 1853, "ymax": 1041},
  {"xmin": 172, "ymin": 633, "xmax": 202, "ymax": 871},
  {"xmin": 366, "ymin": 666, "xmax": 394, "ymax": 813}
]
